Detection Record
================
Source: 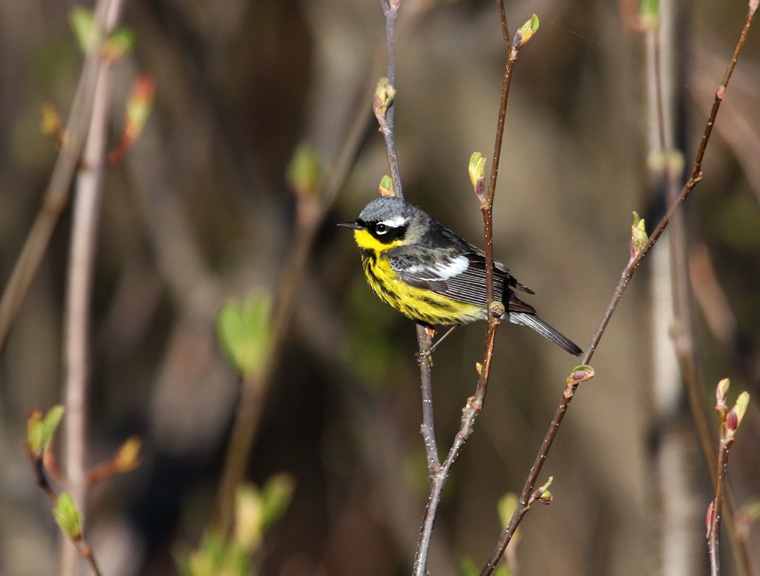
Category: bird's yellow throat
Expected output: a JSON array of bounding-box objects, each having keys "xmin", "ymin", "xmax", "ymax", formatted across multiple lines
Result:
[{"xmin": 352, "ymin": 229, "xmax": 403, "ymax": 252}]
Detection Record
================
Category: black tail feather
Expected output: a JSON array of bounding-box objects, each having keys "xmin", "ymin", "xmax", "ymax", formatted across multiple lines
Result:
[{"xmin": 509, "ymin": 312, "xmax": 583, "ymax": 356}]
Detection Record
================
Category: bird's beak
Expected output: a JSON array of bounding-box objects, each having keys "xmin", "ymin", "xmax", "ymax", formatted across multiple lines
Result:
[{"xmin": 337, "ymin": 221, "xmax": 363, "ymax": 230}]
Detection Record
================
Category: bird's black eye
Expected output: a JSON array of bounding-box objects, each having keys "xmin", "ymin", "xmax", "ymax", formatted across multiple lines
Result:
[{"xmin": 375, "ymin": 223, "xmax": 388, "ymax": 234}]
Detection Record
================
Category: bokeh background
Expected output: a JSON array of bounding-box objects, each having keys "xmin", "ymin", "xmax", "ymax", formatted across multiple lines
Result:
[{"xmin": 1, "ymin": 0, "xmax": 759, "ymax": 575}]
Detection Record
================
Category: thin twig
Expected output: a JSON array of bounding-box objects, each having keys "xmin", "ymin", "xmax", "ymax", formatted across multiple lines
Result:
[
  {"xmin": 646, "ymin": 1, "xmax": 708, "ymax": 572},
  {"xmin": 480, "ymin": 5, "xmax": 757, "ymax": 573},
  {"xmin": 61, "ymin": 2, "xmax": 126, "ymax": 575},
  {"xmin": 417, "ymin": 327, "xmax": 439, "ymax": 472},
  {"xmin": 214, "ymin": 196, "xmax": 322, "ymax": 536},
  {"xmin": 25, "ymin": 448, "xmax": 104, "ymax": 576},
  {"xmin": 481, "ymin": 371, "xmax": 587, "ymax": 576},
  {"xmin": 0, "ymin": 0, "xmax": 122, "ymax": 353},
  {"xmin": 708, "ymin": 380, "xmax": 749, "ymax": 576},
  {"xmin": 378, "ymin": 0, "xmax": 403, "ymax": 197},
  {"xmin": 708, "ymin": 437, "xmax": 732, "ymax": 576},
  {"xmin": 412, "ymin": 2, "xmax": 517, "ymax": 574}
]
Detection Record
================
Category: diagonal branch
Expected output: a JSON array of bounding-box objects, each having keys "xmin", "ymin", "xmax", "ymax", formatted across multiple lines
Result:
[{"xmin": 480, "ymin": 4, "xmax": 757, "ymax": 573}]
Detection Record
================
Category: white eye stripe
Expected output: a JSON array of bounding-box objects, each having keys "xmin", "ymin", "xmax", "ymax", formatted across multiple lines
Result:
[{"xmin": 380, "ymin": 215, "xmax": 409, "ymax": 228}]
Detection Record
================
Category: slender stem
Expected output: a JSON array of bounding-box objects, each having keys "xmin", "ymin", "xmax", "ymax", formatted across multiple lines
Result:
[
  {"xmin": 417, "ymin": 326, "xmax": 439, "ymax": 472},
  {"xmin": 379, "ymin": 0, "xmax": 403, "ymax": 198},
  {"xmin": 484, "ymin": 0, "xmax": 514, "ymax": 210},
  {"xmin": 708, "ymin": 435, "xmax": 733, "ymax": 576},
  {"xmin": 0, "ymin": 0, "xmax": 122, "ymax": 353},
  {"xmin": 61, "ymin": 2, "xmax": 125, "ymax": 574},
  {"xmin": 481, "ymin": 379, "xmax": 578, "ymax": 576},
  {"xmin": 412, "ymin": 3, "xmax": 515, "ymax": 574},
  {"xmin": 479, "ymin": 6, "xmax": 757, "ymax": 573},
  {"xmin": 26, "ymin": 449, "xmax": 104, "ymax": 576},
  {"xmin": 214, "ymin": 202, "xmax": 321, "ymax": 536},
  {"xmin": 647, "ymin": 5, "xmax": 711, "ymax": 572}
]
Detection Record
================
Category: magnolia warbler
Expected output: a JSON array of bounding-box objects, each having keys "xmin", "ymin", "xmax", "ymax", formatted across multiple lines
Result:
[{"xmin": 339, "ymin": 196, "xmax": 582, "ymax": 356}]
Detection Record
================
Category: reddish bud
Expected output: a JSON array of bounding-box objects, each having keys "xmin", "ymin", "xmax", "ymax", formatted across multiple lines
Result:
[
  {"xmin": 726, "ymin": 409, "xmax": 739, "ymax": 431},
  {"xmin": 489, "ymin": 301, "xmax": 505, "ymax": 319},
  {"xmin": 109, "ymin": 76, "xmax": 155, "ymax": 165},
  {"xmin": 566, "ymin": 365, "xmax": 594, "ymax": 385}
]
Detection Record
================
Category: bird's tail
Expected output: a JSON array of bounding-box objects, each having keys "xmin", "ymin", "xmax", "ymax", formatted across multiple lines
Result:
[{"xmin": 510, "ymin": 311, "xmax": 583, "ymax": 356}]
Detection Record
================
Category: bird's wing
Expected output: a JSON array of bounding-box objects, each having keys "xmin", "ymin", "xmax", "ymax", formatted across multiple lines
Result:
[
  {"xmin": 391, "ymin": 250, "xmax": 535, "ymax": 311},
  {"xmin": 467, "ymin": 244, "xmax": 535, "ymax": 295}
]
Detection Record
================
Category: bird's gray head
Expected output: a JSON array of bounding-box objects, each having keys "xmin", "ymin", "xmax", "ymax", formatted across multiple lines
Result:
[{"xmin": 339, "ymin": 196, "xmax": 428, "ymax": 245}]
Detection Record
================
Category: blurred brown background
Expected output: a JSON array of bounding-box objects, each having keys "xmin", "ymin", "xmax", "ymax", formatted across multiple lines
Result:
[{"xmin": 0, "ymin": 0, "xmax": 759, "ymax": 575}]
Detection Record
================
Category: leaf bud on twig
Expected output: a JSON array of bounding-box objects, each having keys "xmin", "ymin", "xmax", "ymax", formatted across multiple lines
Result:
[
  {"xmin": 54, "ymin": 493, "xmax": 83, "ymax": 541},
  {"xmin": 374, "ymin": 77, "xmax": 396, "ymax": 119},
  {"xmin": 113, "ymin": 436, "xmax": 142, "ymax": 473},
  {"xmin": 729, "ymin": 391, "xmax": 750, "ymax": 432},
  {"xmin": 630, "ymin": 212, "xmax": 648, "ymax": 262},
  {"xmin": 513, "ymin": 14, "xmax": 539, "ymax": 49},
  {"xmin": 566, "ymin": 365, "xmax": 595, "ymax": 385},
  {"xmin": 26, "ymin": 405, "xmax": 65, "ymax": 459},
  {"xmin": 379, "ymin": 175, "xmax": 395, "ymax": 197},
  {"xmin": 530, "ymin": 476, "xmax": 554, "ymax": 505},
  {"xmin": 469, "ymin": 152, "xmax": 486, "ymax": 204},
  {"xmin": 489, "ymin": 300, "xmax": 505, "ymax": 319},
  {"xmin": 40, "ymin": 104, "xmax": 65, "ymax": 146},
  {"xmin": 715, "ymin": 378, "xmax": 730, "ymax": 409},
  {"xmin": 286, "ymin": 143, "xmax": 322, "ymax": 199}
]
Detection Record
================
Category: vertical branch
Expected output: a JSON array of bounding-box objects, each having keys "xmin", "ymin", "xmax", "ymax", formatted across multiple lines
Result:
[
  {"xmin": 417, "ymin": 327, "xmax": 439, "ymax": 472},
  {"xmin": 708, "ymin": 446, "xmax": 730, "ymax": 575},
  {"xmin": 61, "ymin": 1, "xmax": 126, "ymax": 574},
  {"xmin": 643, "ymin": 0, "xmax": 708, "ymax": 572},
  {"xmin": 214, "ymin": 196, "xmax": 322, "ymax": 536},
  {"xmin": 412, "ymin": 3, "xmax": 524, "ymax": 574},
  {"xmin": 378, "ymin": 0, "xmax": 403, "ymax": 198}
]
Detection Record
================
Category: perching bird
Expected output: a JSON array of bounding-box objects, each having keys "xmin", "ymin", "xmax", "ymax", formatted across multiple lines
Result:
[{"xmin": 339, "ymin": 196, "xmax": 582, "ymax": 356}]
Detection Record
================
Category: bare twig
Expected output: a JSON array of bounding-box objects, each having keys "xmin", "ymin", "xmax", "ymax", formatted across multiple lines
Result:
[
  {"xmin": 480, "ymin": 368, "xmax": 593, "ymax": 576},
  {"xmin": 644, "ymin": 1, "xmax": 708, "ymax": 572},
  {"xmin": 61, "ymin": 2, "xmax": 126, "ymax": 575},
  {"xmin": 412, "ymin": 2, "xmax": 520, "ymax": 574},
  {"xmin": 481, "ymin": 4, "xmax": 757, "ymax": 573},
  {"xmin": 378, "ymin": 0, "xmax": 403, "ymax": 197},
  {"xmin": 417, "ymin": 328, "xmax": 438, "ymax": 472},
  {"xmin": 708, "ymin": 437, "xmax": 732, "ymax": 576},
  {"xmin": 0, "ymin": 0, "xmax": 123, "ymax": 353}
]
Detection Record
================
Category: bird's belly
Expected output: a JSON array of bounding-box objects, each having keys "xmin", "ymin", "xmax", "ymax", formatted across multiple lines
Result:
[{"xmin": 361, "ymin": 255, "xmax": 485, "ymax": 325}]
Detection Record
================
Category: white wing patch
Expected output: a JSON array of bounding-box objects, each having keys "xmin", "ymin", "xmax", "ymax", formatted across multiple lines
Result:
[{"xmin": 407, "ymin": 255, "xmax": 469, "ymax": 280}]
